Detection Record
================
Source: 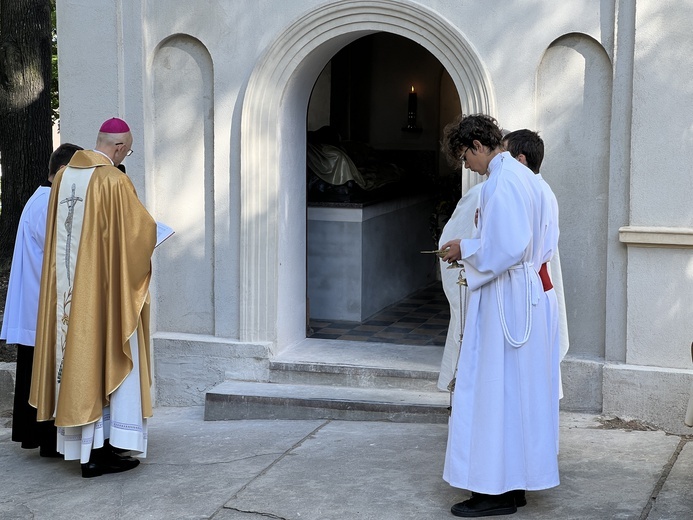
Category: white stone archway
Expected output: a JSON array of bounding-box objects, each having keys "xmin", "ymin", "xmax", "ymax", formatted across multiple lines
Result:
[{"xmin": 240, "ymin": 0, "xmax": 495, "ymax": 349}]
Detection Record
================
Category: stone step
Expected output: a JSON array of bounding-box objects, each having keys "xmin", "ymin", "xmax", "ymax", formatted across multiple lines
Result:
[
  {"xmin": 268, "ymin": 360, "xmax": 439, "ymax": 391},
  {"xmin": 204, "ymin": 380, "xmax": 450, "ymax": 423},
  {"xmin": 268, "ymin": 338, "xmax": 443, "ymax": 391}
]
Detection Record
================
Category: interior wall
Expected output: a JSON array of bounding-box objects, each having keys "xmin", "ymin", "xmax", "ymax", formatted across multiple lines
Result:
[
  {"xmin": 307, "ymin": 32, "xmax": 465, "ymax": 206},
  {"xmin": 307, "ymin": 63, "xmax": 331, "ymax": 131},
  {"xmin": 367, "ymin": 34, "xmax": 441, "ymax": 151},
  {"xmin": 438, "ymin": 69, "xmax": 462, "ymax": 179},
  {"xmin": 323, "ymin": 33, "xmax": 447, "ymax": 154}
]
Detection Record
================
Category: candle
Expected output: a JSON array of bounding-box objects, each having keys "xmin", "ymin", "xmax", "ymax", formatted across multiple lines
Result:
[
  {"xmin": 406, "ymin": 86, "xmax": 418, "ymax": 129},
  {"xmin": 408, "ymin": 86, "xmax": 417, "ymax": 114}
]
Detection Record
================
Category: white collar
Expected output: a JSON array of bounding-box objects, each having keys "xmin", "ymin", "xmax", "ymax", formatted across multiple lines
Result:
[{"xmin": 93, "ymin": 149, "xmax": 114, "ymax": 165}]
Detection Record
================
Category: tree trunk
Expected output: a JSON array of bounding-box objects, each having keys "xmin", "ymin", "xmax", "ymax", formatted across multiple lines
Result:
[{"xmin": 0, "ymin": 0, "xmax": 53, "ymax": 263}]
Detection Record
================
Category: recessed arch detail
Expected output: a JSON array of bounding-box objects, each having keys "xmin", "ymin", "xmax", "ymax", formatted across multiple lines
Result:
[
  {"xmin": 148, "ymin": 33, "xmax": 216, "ymax": 335},
  {"xmin": 240, "ymin": 0, "xmax": 494, "ymax": 343},
  {"xmin": 536, "ymin": 31, "xmax": 612, "ymax": 361}
]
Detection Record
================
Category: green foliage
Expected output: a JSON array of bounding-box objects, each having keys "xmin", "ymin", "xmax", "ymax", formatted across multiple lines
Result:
[{"xmin": 50, "ymin": 0, "xmax": 58, "ymax": 122}]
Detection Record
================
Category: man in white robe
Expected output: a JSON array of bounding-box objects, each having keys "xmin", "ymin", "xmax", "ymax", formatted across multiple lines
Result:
[
  {"xmin": 440, "ymin": 114, "xmax": 559, "ymax": 517},
  {"xmin": 503, "ymin": 129, "xmax": 567, "ymax": 455},
  {"xmin": 30, "ymin": 118, "xmax": 157, "ymax": 478},
  {"xmin": 437, "ymin": 176, "xmax": 569, "ymax": 399},
  {"xmin": 1, "ymin": 144, "xmax": 82, "ymax": 456},
  {"xmin": 437, "ymin": 181, "xmax": 569, "ymax": 399}
]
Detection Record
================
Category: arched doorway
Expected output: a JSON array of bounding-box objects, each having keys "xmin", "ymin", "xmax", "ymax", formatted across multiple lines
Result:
[
  {"xmin": 305, "ymin": 33, "xmax": 463, "ymax": 344},
  {"xmin": 240, "ymin": 0, "xmax": 494, "ymax": 352}
]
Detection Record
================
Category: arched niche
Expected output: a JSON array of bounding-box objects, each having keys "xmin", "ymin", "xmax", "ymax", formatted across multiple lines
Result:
[
  {"xmin": 149, "ymin": 34, "xmax": 216, "ymax": 335},
  {"xmin": 240, "ymin": 0, "xmax": 494, "ymax": 347},
  {"xmin": 537, "ymin": 32, "xmax": 612, "ymax": 359}
]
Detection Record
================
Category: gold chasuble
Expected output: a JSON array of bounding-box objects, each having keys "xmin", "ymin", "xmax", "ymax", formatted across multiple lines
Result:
[{"xmin": 30, "ymin": 150, "xmax": 156, "ymax": 428}]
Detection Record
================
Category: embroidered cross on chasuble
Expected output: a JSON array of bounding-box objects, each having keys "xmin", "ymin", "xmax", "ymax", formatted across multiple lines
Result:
[{"xmin": 55, "ymin": 169, "xmax": 95, "ymax": 393}]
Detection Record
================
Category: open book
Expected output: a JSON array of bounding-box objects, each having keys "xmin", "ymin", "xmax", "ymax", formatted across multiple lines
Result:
[{"xmin": 156, "ymin": 222, "xmax": 175, "ymax": 247}]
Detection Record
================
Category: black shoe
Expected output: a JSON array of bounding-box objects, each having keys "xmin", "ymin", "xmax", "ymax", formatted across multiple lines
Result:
[
  {"xmin": 510, "ymin": 490, "xmax": 526, "ymax": 507},
  {"xmin": 451, "ymin": 492, "xmax": 517, "ymax": 517},
  {"xmin": 104, "ymin": 438, "xmax": 130, "ymax": 455},
  {"xmin": 81, "ymin": 456, "xmax": 140, "ymax": 478},
  {"xmin": 39, "ymin": 447, "xmax": 62, "ymax": 458}
]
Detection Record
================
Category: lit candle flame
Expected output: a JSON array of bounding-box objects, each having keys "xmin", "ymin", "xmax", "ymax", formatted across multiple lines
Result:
[{"xmin": 411, "ymin": 86, "xmax": 415, "ymax": 93}]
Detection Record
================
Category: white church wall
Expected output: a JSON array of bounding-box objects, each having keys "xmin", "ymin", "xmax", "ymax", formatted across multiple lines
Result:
[
  {"xmin": 54, "ymin": 0, "xmax": 693, "ymax": 427},
  {"xmin": 601, "ymin": 0, "xmax": 693, "ymax": 432},
  {"xmin": 603, "ymin": 363, "xmax": 693, "ymax": 435},
  {"xmin": 626, "ymin": 248, "xmax": 693, "ymax": 369},
  {"xmin": 454, "ymin": 1, "xmax": 613, "ymax": 132},
  {"xmin": 53, "ymin": 0, "xmax": 606, "ymax": 391},
  {"xmin": 630, "ymin": 0, "xmax": 693, "ymax": 228},
  {"xmin": 139, "ymin": 0, "xmax": 307, "ymax": 342}
]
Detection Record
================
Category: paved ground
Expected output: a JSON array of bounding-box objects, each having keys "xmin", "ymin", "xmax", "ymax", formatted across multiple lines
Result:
[{"xmin": 1, "ymin": 407, "xmax": 692, "ymax": 519}]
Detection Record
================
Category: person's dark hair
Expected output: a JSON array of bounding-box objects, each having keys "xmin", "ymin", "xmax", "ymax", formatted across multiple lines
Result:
[
  {"xmin": 48, "ymin": 143, "xmax": 83, "ymax": 178},
  {"xmin": 442, "ymin": 113, "xmax": 503, "ymax": 169},
  {"xmin": 503, "ymin": 129, "xmax": 544, "ymax": 174}
]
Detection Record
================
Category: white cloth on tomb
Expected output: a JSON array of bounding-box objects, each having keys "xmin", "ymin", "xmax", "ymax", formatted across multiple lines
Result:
[
  {"xmin": 1, "ymin": 186, "xmax": 50, "ymax": 346},
  {"xmin": 443, "ymin": 152, "xmax": 560, "ymax": 494},
  {"xmin": 437, "ymin": 183, "xmax": 482, "ymax": 391},
  {"xmin": 57, "ymin": 331, "xmax": 148, "ymax": 462}
]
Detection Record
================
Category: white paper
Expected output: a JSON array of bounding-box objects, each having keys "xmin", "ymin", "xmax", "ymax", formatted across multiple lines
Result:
[{"xmin": 156, "ymin": 222, "xmax": 175, "ymax": 247}]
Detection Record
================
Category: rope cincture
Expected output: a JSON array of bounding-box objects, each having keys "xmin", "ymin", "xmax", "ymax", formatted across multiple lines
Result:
[{"xmin": 495, "ymin": 262, "xmax": 536, "ymax": 348}]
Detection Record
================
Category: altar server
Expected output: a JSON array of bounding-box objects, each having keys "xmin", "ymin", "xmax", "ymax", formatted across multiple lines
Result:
[
  {"xmin": 2, "ymin": 144, "xmax": 82, "ymax": 456},
  {"xmin": 440, "ymin": 114, "xmax": 559, "ymax": 517}
]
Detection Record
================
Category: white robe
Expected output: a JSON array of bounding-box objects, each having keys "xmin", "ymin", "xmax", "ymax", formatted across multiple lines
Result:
[
  {"xmin": 438, "ymin": 178, "xmax": 570, "ymax": 398},
  {"xmin": 443, "ymin": 152, "xmax": 560, "ymax": 494},
  {"xmin": 437, "ymin": 183, "xmax": 482, "ymax": 391},
  {"xmin": 1, "ymin": 186, "xmax": 50, "ymax": 346},
  {"xmin": 537, "ymin": 174, "xmax": 561, "ymax": 454}
]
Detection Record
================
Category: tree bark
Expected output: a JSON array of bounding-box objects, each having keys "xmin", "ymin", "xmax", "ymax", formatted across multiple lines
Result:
[{"xmin": 0, "ymin": 0, "xmax": 53, "ymax": 263}]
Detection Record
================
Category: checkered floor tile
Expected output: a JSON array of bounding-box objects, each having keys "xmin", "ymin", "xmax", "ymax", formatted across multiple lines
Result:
[{"xmin": 308, "ymin": 282, "xmax": 449, "ymax": 346}]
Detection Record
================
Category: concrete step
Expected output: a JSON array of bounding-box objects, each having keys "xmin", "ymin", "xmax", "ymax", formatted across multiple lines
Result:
[
  {"xmin": 204, "ymin": 380, "xmax": 449, "ymax": 423},
  {"xmin": 206, "ymin": 338, "xmax": 448, "ymax": 423},
  {"xmin": 268, "ymin": 338, "xmax": 442, "ymax": 391},
  {"xmin": 268, "ymin": 360, "xmax": 439, "ymax": 391}
]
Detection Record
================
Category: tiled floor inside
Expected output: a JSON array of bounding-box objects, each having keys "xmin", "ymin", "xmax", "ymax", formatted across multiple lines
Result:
[{"xmin": 308, "ymin": 282, "xmax": 449, "ymax": 346}]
